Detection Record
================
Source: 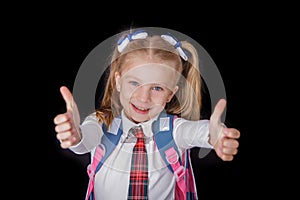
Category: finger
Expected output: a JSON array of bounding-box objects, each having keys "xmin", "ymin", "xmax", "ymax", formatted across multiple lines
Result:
[
  {"xmin": 224, "ymin": 128, "xmax": 240, "ymax": 139},
  {"xmin": 211, "ymin": 99, "xmax": 227, "ymax": 121},
  {"xmin": 53, "ymin": 113, "xmax": 70, "ymax": 125},
  {"xmin": 59, "ymin": 136, "xmax": 78, "ymax": 149},
  {"xmin": 55, "ymin": 122, "xmax": 72, "ymax": 133},
  {"xmin": 60, "ymin": 140, "xmax": 72, "ymax": 149},
  {"xmin": 56, "ymin": 131, "xmax": 72, "ymax": 140},
  {"xmin": 223, "ymin": 138, "xmax": 239, "ymax": 148},
  {"xmin": 60, "ymin": 86, "xmax": 74, "ymax": 111},
  {"xmin": 220, "ymin": 154, "xmax": 234, "ymax": 161},
  {"xmin": 222, "ymin": 147, "xmax": 238, "ymax": 155}
]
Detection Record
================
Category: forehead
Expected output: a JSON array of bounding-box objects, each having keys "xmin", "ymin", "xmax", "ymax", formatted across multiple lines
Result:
[
  {"xmin": 124, "ymin": 52, "xmax": 177, "ymax": 68},
  {"xmin": 122, "ymin": 54, "xmax": 180, "ymax": 72},
  {"xmin": 121, "ymin": 62, "xmax": 180, "ymax": 87}
]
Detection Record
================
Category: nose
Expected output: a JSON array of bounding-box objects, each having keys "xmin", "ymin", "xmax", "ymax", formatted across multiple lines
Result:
[{"xmin": 135, "ymin": 85, "xmax": 150, "ymax": 102}]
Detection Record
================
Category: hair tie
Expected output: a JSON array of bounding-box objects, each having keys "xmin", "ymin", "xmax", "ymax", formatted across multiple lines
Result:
[
  {"xmin": 117, "ymin": 30, "xmax": 148, "ymax": 53},
  {"xmin": 161, "ymin": 34, "xmax": 188, "ymax": 61}
]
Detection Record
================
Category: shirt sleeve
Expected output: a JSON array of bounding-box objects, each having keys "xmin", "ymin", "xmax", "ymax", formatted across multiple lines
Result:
[
  {"xmin": 173, "ymin": 117, "xmax": 213, "ymax": 150},
  {"xmin": 69, "ymin": 112, "xmax": 103, "ymax": 154}
]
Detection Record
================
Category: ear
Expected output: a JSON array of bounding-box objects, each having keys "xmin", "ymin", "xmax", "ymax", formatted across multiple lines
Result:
[
  {"xmin": 167, "ymin": 85, "xmax": 178, "ymax": 102},
  {"xmin": 115, "ymin": 72, "xmax": 121, "ymax": 91}
]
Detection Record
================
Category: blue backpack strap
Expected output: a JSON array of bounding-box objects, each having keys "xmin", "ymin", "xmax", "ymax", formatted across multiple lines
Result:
[
  {"xmin": 95, "ymin": 117, "xmax": 123, "ymax": 173},
  {"xmin": 153, "ymin": 112, "xmax": 198, "ymax": 200},
  {"xmin": 153, "ymin": 112, "xmax": 182, "ymax": 172},
  {"xmin": 86, "ymin": 117, "xmax": 123, "ymax": 200}
]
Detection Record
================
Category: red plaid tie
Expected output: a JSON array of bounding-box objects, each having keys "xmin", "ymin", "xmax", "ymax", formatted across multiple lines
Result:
[{"xmin": 127, "ymin": 126, "xmax": 148, "ymax": 200}]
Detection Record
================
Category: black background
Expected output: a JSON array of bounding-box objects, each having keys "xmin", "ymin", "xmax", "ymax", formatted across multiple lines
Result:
[{"xmin": 7, "ymin": 4, "xmax": 283, "ymax": 200}]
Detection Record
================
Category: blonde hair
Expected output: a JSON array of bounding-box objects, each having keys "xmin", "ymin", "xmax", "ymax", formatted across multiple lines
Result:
[{"xmin": 96, "ymin": 32, "xmax": 202, "ymax": 127}]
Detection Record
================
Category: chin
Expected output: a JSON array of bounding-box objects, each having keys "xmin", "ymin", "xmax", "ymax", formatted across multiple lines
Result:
[{"xmin": 131, "ymin": 115, "xmax": 150, "ymax": 123}]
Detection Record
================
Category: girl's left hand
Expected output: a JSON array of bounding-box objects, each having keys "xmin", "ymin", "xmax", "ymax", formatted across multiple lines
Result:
[{"xmin": 209, "ymin": 99, "xmax": 240, "ymax": 161}]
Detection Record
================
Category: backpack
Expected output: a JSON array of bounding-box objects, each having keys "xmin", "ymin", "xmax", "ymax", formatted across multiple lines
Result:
[{"xmin": 85, "ymin": 112, "xmax": 198, "ymax": 200}]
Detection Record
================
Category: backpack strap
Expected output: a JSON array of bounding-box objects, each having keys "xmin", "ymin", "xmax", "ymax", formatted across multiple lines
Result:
[
  {"xmin": 153, "ymin": 113, "xmax": 181, "ymax": 172},
  {"xmin": 153, "ymin": 113, "xmax": 186, "ymax": 200},
  {"xmin": 85, "ymin": 117, "xmax": 123, "ymax": 200},
  {"xmin": 153, "ymin": 112, "xmax": 198, "ymax": 200}
]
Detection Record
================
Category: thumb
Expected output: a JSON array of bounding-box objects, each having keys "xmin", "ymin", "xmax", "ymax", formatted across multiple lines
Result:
[
  {"xmin": 60, "ymin": 86, "xmax": 74, "ymax": 111},
  {"xmin": 209, "ymin": 99, "xmax": 227, "ymax": 147},
  {"xmin": 211, "ymin": 98, "xmax": 227, "ymax": 122}
]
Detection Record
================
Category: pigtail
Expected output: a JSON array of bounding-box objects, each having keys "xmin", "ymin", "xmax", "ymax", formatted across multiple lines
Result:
[
  {"xmin": 96, "ymin": 46, "xmax": 122, "ymax": 128},
  {"xmin": 178, "ymin": 41, "xmax": 202, "ymax": 120}
]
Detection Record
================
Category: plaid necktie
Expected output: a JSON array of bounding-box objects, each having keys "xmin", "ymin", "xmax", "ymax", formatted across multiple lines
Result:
[{"xmin": 127, "ymin": 126, "xmax": 148, "ymax": 200}]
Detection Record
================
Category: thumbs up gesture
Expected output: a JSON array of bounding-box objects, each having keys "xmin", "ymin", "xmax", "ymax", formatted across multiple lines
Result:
[
  {"xmin": 53, "ymin": 86, "xmax": 82, "ymax": 148},
  {"xmin": 209, "ymin": 99, "xmax": 240, "ymax": 161}
]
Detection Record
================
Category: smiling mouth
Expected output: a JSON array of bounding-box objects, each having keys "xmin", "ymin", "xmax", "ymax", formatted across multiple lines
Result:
[{"xmin": 131, "ymin": 103, "xmax": 150, "ymax": 114}]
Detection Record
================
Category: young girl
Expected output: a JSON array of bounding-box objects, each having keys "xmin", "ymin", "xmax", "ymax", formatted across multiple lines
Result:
[{"xmin": 54, "ymin": 29, "xmax": 240, "ymax": 200}]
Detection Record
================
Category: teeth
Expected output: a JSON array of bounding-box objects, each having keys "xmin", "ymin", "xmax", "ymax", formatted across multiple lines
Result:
[{"xmin": 136, "ymin": 106, "xmax": 148, "ymax": 110}]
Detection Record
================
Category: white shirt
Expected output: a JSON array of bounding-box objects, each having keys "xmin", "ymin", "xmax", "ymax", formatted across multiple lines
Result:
[{"xmin": 70, "ymin": 111, "xmax": 213, "ymax": 200}]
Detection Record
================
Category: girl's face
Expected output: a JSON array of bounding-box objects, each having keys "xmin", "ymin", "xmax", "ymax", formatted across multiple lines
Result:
[{"xmin": 115, "ymin": 57, "xmax": 180, "ymax": 123}]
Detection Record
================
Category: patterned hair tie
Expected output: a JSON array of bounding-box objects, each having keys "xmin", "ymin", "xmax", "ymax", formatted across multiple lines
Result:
[
  {"xmin": 161, "ymin": 34, "xmax": 188, "ymax": 61},
  {"xmin": 117, "ymin": 30, "xmax": 148, "ymax": 53}
]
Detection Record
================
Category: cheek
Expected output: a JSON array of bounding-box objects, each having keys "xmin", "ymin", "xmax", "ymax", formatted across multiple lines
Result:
[
  {"xmin": 152, "ymin": 92, "xmax": 172, "ymax": 104},
  {"xmin": 120, "ymin": 85, "xmax": 133, "ymax": 98},
  {"xmin": 119, "ymin": 92, "xmax": 130, "ymax": 111},
  {"xmin": 120, "ymin": 91, "xmax": 130, "ymax": 102},
  {"xmin": 119, "ymin": 87, "xmax": 137, "ymax": 106}
]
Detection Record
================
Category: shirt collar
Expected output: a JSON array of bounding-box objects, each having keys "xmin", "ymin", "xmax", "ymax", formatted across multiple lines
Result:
[{"xmin": 121, "ymin": 110, "xmax": 160, "ymax": 137}]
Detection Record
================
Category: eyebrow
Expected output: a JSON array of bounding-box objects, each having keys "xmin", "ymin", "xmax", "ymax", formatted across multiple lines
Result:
[
  {"xmin": 125, "ymin": 76, "xmax": 168, "ymax": 86},
  {"xmin": 124, "ymin": 75, "xmax": 141, "ymax": 82}
]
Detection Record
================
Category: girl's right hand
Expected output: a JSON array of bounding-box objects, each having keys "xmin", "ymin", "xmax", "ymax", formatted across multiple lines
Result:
[{"xmin": 53, "ymin": 86, "xmax": 82, "ymax": 149}]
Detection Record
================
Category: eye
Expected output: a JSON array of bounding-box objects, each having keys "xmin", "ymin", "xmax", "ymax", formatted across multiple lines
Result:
[
  {"xmin": 152, "ymin": 86, "xmax": 163, "ymax": 91},
  {"xmin": 129, "ymin": 81, "xmax": 139, "ymax": 87}
]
